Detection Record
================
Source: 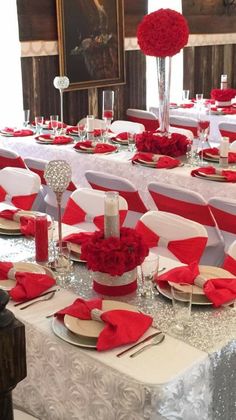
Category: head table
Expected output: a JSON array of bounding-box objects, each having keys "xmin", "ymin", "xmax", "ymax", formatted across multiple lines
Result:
[
  {"xmin": 1, "ymin": 232, "xmax": 235, "ymax": 420},
  {"xmin": 0, "ymin": 134, "xmax": 235, "ymax": 212}
]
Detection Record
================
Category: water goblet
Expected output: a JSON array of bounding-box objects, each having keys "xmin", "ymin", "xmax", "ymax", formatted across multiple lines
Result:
[
  {"xmin": 77, "ymin": 123, "xmax": 86, "ymax": 141},
  {"xmin": 50, "ymin": 115, "xmax": 59, "ymax": 138},
  {"xmin": 128, "ymin": 132, "xmax": 136, "ymax": 152},
  {"xmin": 197, "ymin": 120, "xmax": 210, "ymax": 165},
  {"xmin": 195, "ymin": 93, "xmax": 203, "ymax": 110},
  {"xmin": 139, "ymin": 252, "xmax": 159, "ymax": 300},
  {"xmin": 35, "ymin": 116, "xmax": 44, "ymax": 135},
  {"xmin": 169, "ymin": 283, "xmax": 192, "ymax": 336},
  {"xmin": 182, "ymin": 90, "xmax": 189, "ymax": 103},
  {"xmin": 54, "ymin": 241, "xmax": 74, "ymax": 287},
  {"xmin": 23, "ymin": 109, "xmax": 30, "ymax": 127},
  {"xmin": 102, "ymin": 90, "xmax": 114, "ymax": 135}
]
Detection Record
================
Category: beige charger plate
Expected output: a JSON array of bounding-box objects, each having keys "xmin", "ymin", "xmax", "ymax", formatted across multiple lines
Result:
[
  {"xmin": 64, "ymin": 300, "xmax": 138, "ymax": 339},
  {"xmin": 0, "ymin": 211, "xmax": 51, "ymax": 235},
  {"xmin": 0, "ymin": 262, "xmax": 46, "ymax": 291},
  {"xmin": 67, "ymin": 242, "xmax": 86, "ymax": 263},
  {"xmin": 52, "ymin": 317, "xmax": 97, "ymax": 348},
  {"xmin": 157, "ymin": 265, "xmax": 234, "ymax": 305},
  {"xmin": 195, "ymin": 171, "xmax": 226, "ymax": 182}
]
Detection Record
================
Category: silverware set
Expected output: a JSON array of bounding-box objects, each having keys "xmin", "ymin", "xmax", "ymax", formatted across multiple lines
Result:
[
  {"xmin": 13, "ymin": 288, "xmax": 60, "ymax": 310},
  {"xmin": 116, "ymin": 331, "xmax": 165, "ymax": 358}
]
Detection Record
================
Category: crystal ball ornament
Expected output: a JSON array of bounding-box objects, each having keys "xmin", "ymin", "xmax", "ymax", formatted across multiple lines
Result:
[
  {"xmin": 53, "ymin": 76, "xmax": 70, "ymax": 90},
  {"xmin": 44, "ymin": 160, "xmax": 72, "ymax": 193}
]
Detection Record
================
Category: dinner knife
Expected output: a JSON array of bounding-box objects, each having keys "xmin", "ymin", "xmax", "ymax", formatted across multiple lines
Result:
[
  {"xmin": 13, "ymin": 288, "xmax": 60, "ymax": 307},
  {"xmin": 116, "ymin": 331, "xmax": 162, "ymax": 358}
]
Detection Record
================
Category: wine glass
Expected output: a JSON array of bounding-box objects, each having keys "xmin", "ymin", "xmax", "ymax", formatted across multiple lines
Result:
[
  {"xmin": 35, "ymin": 116, "xmax": 44, "ymax": 135},
  {"xmin": 50, "ymin": 115, "xmax": 59, "ymax": 138},
  {"xmin": 23, "ymin": 109, "xmax": 30, "ymax": 127},
  {"xmin": 197, "ymin": 120, "xmax": 210, "ymax": 165},
  {"xmin": 102, "ymin": 90, "xmax": 114, "ymax": 136},
  {"xmin": 139, "ymin": 252, "xmax": 159, "ymax": 300},
  {"xmin": 77, "ymin": 123, "xmax": 86, "ymax": 141}
]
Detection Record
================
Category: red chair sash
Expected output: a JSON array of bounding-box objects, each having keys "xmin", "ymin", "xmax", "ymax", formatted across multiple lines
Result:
[
  {"xmin": 209, "ymin": 205, "xmax": 236, "ymax": 233},
  {"xmin": 219, "ymin": 129, "xmax": 236, "ymax": 143},
  {"xmin": 171, "ymin": 123, "xmax": 198, "ymax": 137},
  {"xmin": 89, "ymin": 182, "xmax": 148, "ymax": 213},
  {"xmin": 0, "ymin": 156, "xmax": 26, "ymax": 170},
  {"xmin": 222, "ymin": 254, "xmax": 236, "ymax": 276},
  {"xmin": 127, "ymin": 115, "xmax": 159, "ymax": 131},
  {"xmin": 0, "ymin": 185, "xmax": 36, "ymax": 210},
  {"xmin": 149, "ymin": 191, "xmax": 215, "ymax": 226},
  {"xmin": 136, "ymin": 220, "xmax": 207, "ymax": 264},
  {"xmin": 62, "ymin": 197, "xmax": 127, "ymax": 228}
]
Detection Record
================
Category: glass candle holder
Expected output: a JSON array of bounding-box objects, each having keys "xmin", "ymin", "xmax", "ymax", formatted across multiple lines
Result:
[{"xmin": 104, "ymin": 191, "xmax": 120, "ymax": 238}]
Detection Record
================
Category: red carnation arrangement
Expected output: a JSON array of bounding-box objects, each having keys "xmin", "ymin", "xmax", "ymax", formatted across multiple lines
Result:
[
  {"xmin": 136, "ymin": 131, "xmax": 190, "ymax": 157},
  {"xmin": 137, "ymin": 8, "xmax": 189, "ymax": 58},
  {"xmin": 211, "ymin": 88, "xmax": 236, "ymax": 102},
  {"xmin": 81, "ymin": 227, "xmax": 149, "ymax": 277}
]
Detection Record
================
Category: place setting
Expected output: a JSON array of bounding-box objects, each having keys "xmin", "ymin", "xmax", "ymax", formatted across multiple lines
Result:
[
  {"xmin": 131, "ymin": 152, "xmax": 182, "ymax": 169},
  {"xmin": 191, "ymin": 166, "xmax": 236, "ymax": 182},
  {"xmin": 74, "ymin": 140, "xmax": 118, "ymax": 154}
]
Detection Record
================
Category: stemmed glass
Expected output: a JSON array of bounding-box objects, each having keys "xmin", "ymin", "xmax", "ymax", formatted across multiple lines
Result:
[
  {"xmin": 50, "ymin": 115, "xmax": 59, "ymax": 138},
  {"xmin": 197, "ymin": 120, "xmax": 210, "ymax": 165},
  {"xmin": 35, "ymin": 116, "xmax": 44, "ymax": 135},
  {"xmin": 139, "ymin": 252, "xmax": 159, "ymax": 300},
  {"xmin": 77, "ymin": 123, "xmax": 86, "ymax": 141},
  {"xmin": 23, "ymin": 109, "xmax": 30, "ymax": 127},
  {"xmin": 102, "ymin": 90, "xmax": 114, "ymax": 138}
]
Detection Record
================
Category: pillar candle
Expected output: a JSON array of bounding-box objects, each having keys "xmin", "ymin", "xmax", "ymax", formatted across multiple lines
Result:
[
  {"xmin": 219, "ymin": 137, "xmax": 229, "ymax": 168},
  {"xmin": 220, "ymin": 74, "xmax": 228, "ymax": 90},
  {"xmin": 104, "ymin": 191, "xmax": 120, "ymax": 238},
  {"xmin": 35, "ymin": 215, "xmax": 48, "ymax": 263}
]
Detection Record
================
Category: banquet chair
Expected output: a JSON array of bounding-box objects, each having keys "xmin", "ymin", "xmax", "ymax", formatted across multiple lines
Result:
[
  {"xmin": 147, "ymin": 182, "xmax": 224, "ymax": 266},
  {"xmin": 24, "ymin": 157, "xmax": 77, "ymax": 218},
  {"xmin": 62, "ymin": 188, "xmax": 128, "ymax": 231},
  {"xmin": 126, "ymin": 109, "xmax": 159, "ymax": 131},
  {"xmin": 0, "ymin": 147, "xmax": 27, "ymax": 169},
  {"xmin": 218, "ymin": 122, "xmax": 236, "ymax": 143},
  {"xmin": 136, "ymin": 210, "xmax": 208, "ymax": 264},
  {"xmin": 110, "ymin": 120, "xmax": 145, "ymax": 134},
  {"xmin": 78, "ymin": 117, "xmax": 106, "ymax": 130},
  {"xmin": 0, "ymin": 167, "xmax": 41, "ymax": 210},
  {"xmin": 222, "ymin": 239, "xmax": 236, "ymax": 276},
  {"xmin": 85, "ymin": 170, "xmax": 148, "ymax": 228},
  {"xmin": 169, "ymin": 115, "xmax": 198, "ymax": 137},
  {"xmin": 208, "ymin": 196, "xmax": 236, "ymax": 252}
]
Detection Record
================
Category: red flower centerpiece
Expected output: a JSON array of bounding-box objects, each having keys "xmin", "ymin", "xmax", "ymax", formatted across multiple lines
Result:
[
  {"xmin": 81, "ymin": 227, "xmax": 149, "ymax": 296},
  {"xmin": 211, "ymin": 88, "xmax": 236, "ymax": 107},
  {"xmin": 136, "ymin": 131, "xmax": 190, "ymax": 157},
  {"xmin": 137, "ymin": 9, "xmax": 189, "ymax": 137}
]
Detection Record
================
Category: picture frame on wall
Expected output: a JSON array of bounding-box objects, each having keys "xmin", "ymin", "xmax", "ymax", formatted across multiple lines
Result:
[{"xmin": 56, "ymin": 0, "xmax": 125, "ymax": 91}]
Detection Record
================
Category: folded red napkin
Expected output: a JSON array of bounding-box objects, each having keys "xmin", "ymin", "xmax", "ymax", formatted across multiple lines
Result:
[
  {"xmin": 222, "ymin": 108, "xmax": 236, "ymax": 115},
  {"xmin": 74, "ymin": 141, "xmax": 117, "ymax": 154},
  {"xmin": 157, "ymin": 262, "xmax": 236, "ymax": 307},
  {"xmin": 93, "ymin": 129, "xmax": 105, "ymax": 137},
  {"xmin": 132, "ymin": 152, "xmax": 180, "ymax": 169},
  {"xmin": 1, "ymin": 128, "xmax": 34, "ymax": 136},
  {"xmin": 115, "ymin": 132, "xmax": 128, "ymax": 140},
  {"xmin": 191, "ymin": 166, "xmax": 236, "ymax": 182},
  {"xmin": 66, "ymin": 126, "xmax": 79, "ymax": 134},
  {"xmin": 55, "ymin": 297, "xmax": 153, "ymax": 351},
  {"xmin": 63, "ymin": 232, "xmax": 94, "ymax": 245},
  {"xmin": 53, "ymin": 136, "xmax": 73, "ymax": 145},
  {"xmin": 179, "ymin": 103, "xmax": 194, "ymax": 109},
  {"xmin": 202, "ymin": 148, "xmax": 236, "ymax": 163},
  {"xmin": 47, "ymin": 121, "xmax": 67, "ymax": 129},
  {"xmin": 0, "ymin": 261, "xmax": 55, "ymax": 301}
]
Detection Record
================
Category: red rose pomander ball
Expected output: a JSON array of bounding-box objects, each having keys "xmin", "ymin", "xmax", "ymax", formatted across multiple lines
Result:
[{"xmin": 137, "ymin": 8, "xmax": 189, "ymax": 58}]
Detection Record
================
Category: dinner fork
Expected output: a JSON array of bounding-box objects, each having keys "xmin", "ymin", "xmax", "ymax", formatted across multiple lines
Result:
[
  {"xmin": 19, "ymin": 290, "xmax": 56, "ymax": 310},
  {"xmin": 129, "ymin": 333, "xmax": 165, "ymax": 358}
]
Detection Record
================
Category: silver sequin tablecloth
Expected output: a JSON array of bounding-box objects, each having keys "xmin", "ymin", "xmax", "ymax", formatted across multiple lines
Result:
[{"xmin": 2, "ymin": 237, "xmax": 235, "ymax": 420}]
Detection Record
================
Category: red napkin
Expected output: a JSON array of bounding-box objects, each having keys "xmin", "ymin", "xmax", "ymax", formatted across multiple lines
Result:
[
  {"xmin": 157, "ymin": 262, "xmax": 236, "ymax": 307},
  {"xmin": 93, "ymin": 129, "xmax": 105, "ymax": 137},
  {"xmin": 63, "ymin": 232, "xmax": 94, "ymax": 245},
  {"xmin": 191, "ymin": 166, "xmax": 236, "ymax": 182},
  {"xmin": 0, "ymin": 261, "xmax": 55, "ymax": 301},
  {"xmin": 2, "ymin": 128, "xmax": 34, "ymax": 136},
  {"xmin": 53, "ymin": 136, "xmax": 73, "ymax": 145},
  {"xmin": 47, "ymin": 121, "xmax": 67, "ymax": 129},
  {"xmin": 35, "ymin": 134, "xmax": 53, "ymax": 141},
  {"xmin": 55, "ymin": 297, "xmax": 153, "ymax": 351},
  {"xmin": 222, "ymin": 108, "xmax": 236, "ymax": 115},
  {"xmin": 132, "ymin": 152, "xmax": 180, "ymax": 169},
  {"xmin": 74, "ymin": 141, "xmax": 117, "ymax": 154},
  {"xmin": 66, "ymin": 126, "xmax": 79, "ymax": 134},
  {"xmin": 116, "ymin": 132, "xmax": 128, "ymax": 140},
  {"xmin": 179, "ymin": 103, "xmax": 194, "ymax": 109},
  {"xmin": 202, "ymin": 148, "xmax": 236, "ymax": 163}
]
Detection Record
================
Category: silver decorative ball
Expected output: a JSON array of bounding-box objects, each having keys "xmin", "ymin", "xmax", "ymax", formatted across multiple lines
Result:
[
  {"xmin": 53, "ymin": 76, "xmax": 70, "ymax": 90},
  {"xmin": 44, "ymin": 160, "xmax": 72, "ymax": 193}
]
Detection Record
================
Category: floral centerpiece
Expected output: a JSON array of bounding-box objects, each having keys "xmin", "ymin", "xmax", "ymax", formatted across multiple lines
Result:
[
  {"xmin": 136, "ymin": 131, "xmax": 190, "ymax": 157},
  {"xmin": 81, "ymin": 227, "xmax": 149, "ymax": 296},
  {"xmin": 211, "ymin": 88, "xmax": 236, "ymax": 107},
  {"xmin": 137, "ymin": 9, "xmax": 189, "ymax": 135}
]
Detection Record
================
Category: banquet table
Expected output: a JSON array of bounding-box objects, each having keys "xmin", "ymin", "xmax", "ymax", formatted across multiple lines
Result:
[
  {"xmin": 150, "ymin": 105, "xmax": 236, "ymax": 143},
  {"xmin": 0, "ymin": 133, "xmax": 236, "ymax": 211},
  {"xmin": 1, "ymin": 234, "xmax": 235, "ymax": 420}
]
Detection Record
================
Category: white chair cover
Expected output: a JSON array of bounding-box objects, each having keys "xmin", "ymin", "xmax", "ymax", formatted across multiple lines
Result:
[
  {"xmin": 208, "ymin": 196, "xmax": 236, "ymax": 252},
  {"xmin": 110, "ymin": 120, "xmax": 145, "ymax": 134}
]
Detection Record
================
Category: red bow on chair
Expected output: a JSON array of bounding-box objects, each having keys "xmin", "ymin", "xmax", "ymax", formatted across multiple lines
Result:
[
  {"xmin": 0, "ymin": 185, "xmax": 37, "ymax": 210},
  {"xmin": 136, "ymin": 220, "xmax": 207, "ymax": 264},
  {"xmin": 62, "ymin": 197, "xmax": 127, "ymax": 229}
]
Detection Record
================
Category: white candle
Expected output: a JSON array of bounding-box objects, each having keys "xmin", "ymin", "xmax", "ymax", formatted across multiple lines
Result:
[
  {"xmin": 86, "ymin": 115, "xmax": 94, "ymax": 132},
  {"xmin": 220, "ymin": 137, "xmax": 229, "ymax": 157},
  {"xmin": 104, "ymin": 191, "xmax": 120, "ymax": 238},
  {"xmin": 220, "ymin": 74, "xmax": 228, "ymax": 90}
]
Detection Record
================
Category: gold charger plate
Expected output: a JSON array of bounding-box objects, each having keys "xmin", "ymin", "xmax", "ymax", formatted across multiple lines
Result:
[
  {"xmin": 68, "ymin": 242, "xmax": 86, "ymax": 263},
  {"xmin": 64, "ymin": 300, "xmax": 138, "ymax": 339},
  {"xmin": 52, "ymin": 317, "xmax": 97, "ymax": 348},
  {"xmin": 0, "ymin": 211, "xmax": 51, "ymax": 235},
  {"xmin": 0, "ymin": 262, "xmax": 46, "ymax": 291},
  {"xmin": 195, "ymin": 172, "xmax": 226, "ymax": 182}
]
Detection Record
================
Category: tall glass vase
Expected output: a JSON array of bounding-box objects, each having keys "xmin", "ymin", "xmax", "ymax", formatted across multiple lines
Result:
[{"xmin": 156, "ymin": 56, "xmax": 171, "ymax": 135}]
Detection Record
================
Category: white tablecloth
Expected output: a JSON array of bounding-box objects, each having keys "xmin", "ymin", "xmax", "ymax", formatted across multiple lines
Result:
[
  {"xmin": 0, "ymin": 135, "xmax": 235, "ymax": 211},
  {"xmin": 150, "ymin": 106, "xmax": 236, "ymax": 143}
]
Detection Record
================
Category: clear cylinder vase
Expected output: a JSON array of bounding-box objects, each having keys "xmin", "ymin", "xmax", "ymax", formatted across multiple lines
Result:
[{"xmin": 156, "ymin": 56, "xmax": 171, "ymax": 135}]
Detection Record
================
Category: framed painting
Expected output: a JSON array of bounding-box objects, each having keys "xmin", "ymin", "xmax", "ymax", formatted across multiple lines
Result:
[{"xmin": 56, "ymin": 0, "xmax": 125, "ymax": 90}]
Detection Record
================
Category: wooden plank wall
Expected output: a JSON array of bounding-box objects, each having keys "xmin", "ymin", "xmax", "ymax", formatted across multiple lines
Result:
[
  {"xmin": 183, "ymin": 0, "xmax": 236, "ymax": 98},
  {"xmin": 17, "ymin": 0, "xmax": 147, "ymax": 125}
]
